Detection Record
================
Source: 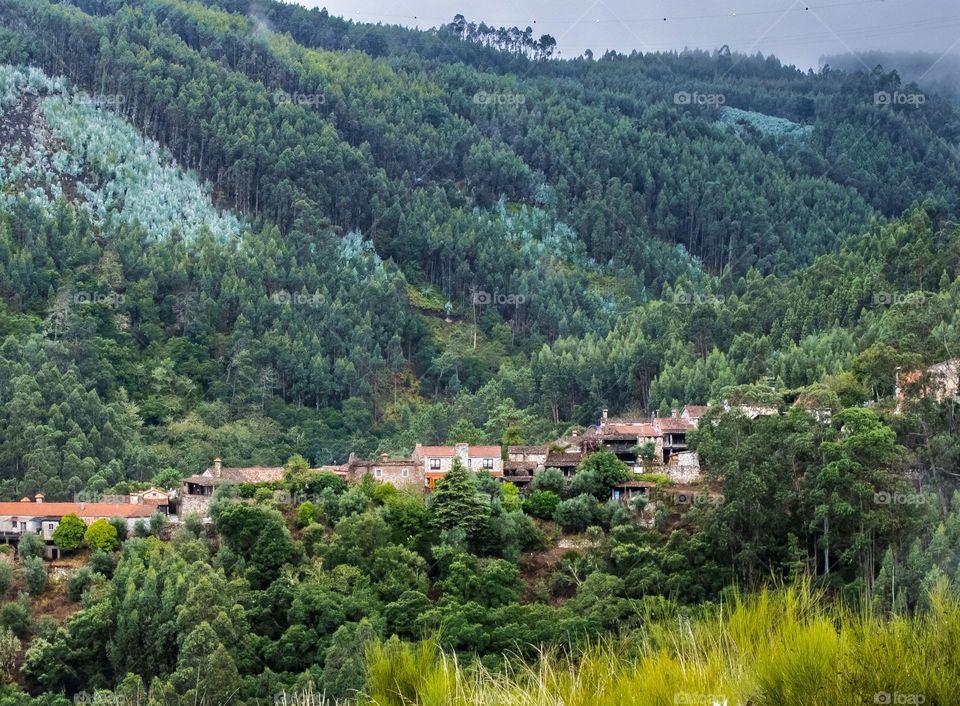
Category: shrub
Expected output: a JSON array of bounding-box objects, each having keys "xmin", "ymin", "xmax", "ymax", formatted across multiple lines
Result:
[
  {"xmin": 68, "ymin": 567, "xmax": 93, "ymax": 602},
  {"xmin": 17, "ymin": 533, "xmax": 44, "ymax": 560},
  {"xmin": 524, "ymin": 490, "xmax": 561, "ymax": 520},
  {"xmin": 530, "ymin": 467, "xmax": 565, "ymax": 494},
  {"xmin": 0, "ymin": 600, "xmax": 29, "ymax": 637},
  {"xmin": 89, "ymin": 549, "xmax": 115, "ymax": 577},
  {"xmin": 23, "ymin": 556, "xmax": 47, "ymax": 596},
  {"xmin": 297, "ymin": 501, "xmax": 318, "ymax": 527},
  {"xmin": 108, "ymin": 516, "xmax": 128, "ymax": 542},
  {"xmin": 52, "ymin": 514, "xmax": 86, "ymax": 553},
  {"xmin": 0, "ymin": 562, "xmax": 13, "ymax": 600},
  {"xmin": 84, "ymin": 519, "xmax": 119, "ymax": 552},
  {"xmin": 554, "ymin": 494, "xmax": 602, "ymax": 533},
  {"xmin": 149, "ymin": 511, "xmax": 167, "ymax": 536}
]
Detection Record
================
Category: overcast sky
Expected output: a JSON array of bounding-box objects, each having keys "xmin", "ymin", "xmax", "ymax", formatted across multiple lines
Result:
[{"xmin": 291, "ymin": 0, "xmax": 960, "ymax": 70}]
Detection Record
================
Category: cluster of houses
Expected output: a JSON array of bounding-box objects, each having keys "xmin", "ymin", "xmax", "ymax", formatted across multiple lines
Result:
[
  {"xmin": 10, "ymin": 360, "xmax": 951, "ymax": 557},
  {"xmin": 0, "ymin": 488, "xmax": 173, "ymax": 558},
  {"xmin": 2, "ymin": 401, "xmax": 774, "ymax": 555}
]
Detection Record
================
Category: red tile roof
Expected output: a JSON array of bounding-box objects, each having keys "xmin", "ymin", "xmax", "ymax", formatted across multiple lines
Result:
[
  {"xmin": 603, "ymin": 423, "xmax": 659, "ymax": 437},
  {"xmin": 0, "ymin": 502, "xmax": 156, "ymax": 519},
  {"xmin": 417, "ymin": 445, "xmax": 501, "ymax": 458}
]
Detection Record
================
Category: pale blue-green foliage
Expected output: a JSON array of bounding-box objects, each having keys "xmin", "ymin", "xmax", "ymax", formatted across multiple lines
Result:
[
  {"xmin": 717, "ymin": 106, "xmax": 813, "ymax": 140},
  {"xmin": 0, "ymin": 64, "xmax": 242, "ymax": 242},
  {"xmin": 41, "ymin": 95, "xmax": 243, "ymax": 241},
  {"xmin": 0, "ymin": 65, "xmax": 66, "ymax": 107}
]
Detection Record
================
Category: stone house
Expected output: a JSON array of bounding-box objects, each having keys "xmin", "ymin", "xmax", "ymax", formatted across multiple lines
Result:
[
  {"xmin": 181, "ymin": 457, "xmax": 285, "ymax": 518},
  {"xmin": 413, "ymin": 443, "xmax": 503, "ymax": 490}
]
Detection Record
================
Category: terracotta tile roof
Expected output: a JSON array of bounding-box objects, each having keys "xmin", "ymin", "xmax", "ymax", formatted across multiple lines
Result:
[
  {"xmin": 507, "ymin": 445, "xmax": 548, "ymax": 454},
  {"xmin": 0, "ymin": 502, "xmax": 156, "ymax": 519},
  {"xmin": 504, "ymin": 460, "xmax": 540, "ymax": 471},
  {"xmin": 603, "ymin": 422, "xmax": 659, "ymax": 437},
  {"xmin": 656, "ymin": 418, "xmax": 693, "ymax": 433},
  {"xmin": 545, "ymin": 453, "xmax": 583, "ymax": 467},
  {"xmin": 417, "ymin": 445, "xmax": 501, "ymax": 458}
]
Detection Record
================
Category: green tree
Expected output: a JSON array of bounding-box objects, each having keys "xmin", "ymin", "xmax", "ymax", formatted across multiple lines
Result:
[
  {"xmin": 84, "ymin": 519, "xmax": 120, "ymax": 552},
  {"xmin": 524, "ymin": 490, "xmax": 561, "ymax": 519},
  {"xmin": 429, "ymin": 460, "xmax": 491, "ymax": 538},
  {"xmin": 52, "ymin": 514, "xmax": 87, "ymax": 553}
]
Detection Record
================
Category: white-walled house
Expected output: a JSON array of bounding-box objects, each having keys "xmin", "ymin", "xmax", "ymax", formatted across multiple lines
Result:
[{"xmin": 0, "ymin": 495, "xmax": 157, "ymax": 556}]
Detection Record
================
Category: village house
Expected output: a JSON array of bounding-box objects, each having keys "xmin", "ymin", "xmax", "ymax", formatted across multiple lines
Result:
[
  {"xmin": 503, "ymin": 445, "xmax": 548, "ymax": 489},
  {"xmin": 593, "ymin": 408, "xmax": 703, "ymax": 484},
  {"xmin": 0, "ymin": 494, "xmax": 157, "ymax": 558},
  {"xmin": 336, "ymin": 453, "xmax": 423, "ymax": 488},
  {"xmin": 95, "ymin": 487, "xmax": 174, "ymax": 514},
  {"xmin": 181, "ymin": 457, "xmax": 285, "ymax": 517},
  {"xmin": 413, "ymin": 443, "xmax": 503, "ymax": 489}
]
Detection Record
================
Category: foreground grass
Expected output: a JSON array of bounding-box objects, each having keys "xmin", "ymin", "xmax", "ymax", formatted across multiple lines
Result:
[{"xmin": 365, "ymin": 580, "xmax": 960, "ymax": 705}]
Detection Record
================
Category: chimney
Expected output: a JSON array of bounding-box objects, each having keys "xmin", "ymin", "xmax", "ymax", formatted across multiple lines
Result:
[
  {"xmin": 214, "ymin": 457, "xmax": 222, "ymax": 478},
  {"xmin": 455, "ymin": 443, "xmax": 469, "ymax": 463},
  {"xmin": 34, "ymin": 492, "xmax": 44, "ymax": 503},
  {"xmin": 380, "ymin": 453, "xmax": 390, "ymax": 461},
  {"xmin": 672, "ymin": 409, "xmax": 679, "ymax": 418}
]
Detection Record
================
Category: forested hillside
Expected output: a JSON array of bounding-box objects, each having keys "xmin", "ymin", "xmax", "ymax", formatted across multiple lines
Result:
[
  {"xmin": 1, "ymin": 0, "xmax": 959, "ymax": 498},
  {"xmin": 1, "ymin": 0, "xmax": 960, "ymax": 703}
]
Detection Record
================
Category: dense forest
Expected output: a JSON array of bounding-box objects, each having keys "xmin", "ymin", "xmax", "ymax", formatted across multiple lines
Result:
[{"xmin": 0, "ymin": 0, "xmax": 960, "ymax": 702}]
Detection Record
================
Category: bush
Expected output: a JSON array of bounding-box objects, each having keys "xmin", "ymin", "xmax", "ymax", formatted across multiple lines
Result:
[
  {"xmin": 149, "ymin": 511, "xmax": 167, "ymax": 536},
  {"xmin": 297, "ymin": 501, "xmax": 318, "ymax": 527},
  {"xmin": 530, "ymin": 467, "xmax": 565, "ymax": 494},
  {"xmin": 89, "ymin": 549, "xmax": 115, "ymax": 577},
  {"xmin": 0, "ymin": 600, "xmax": 29, "ymax": 638},
  {"xmin": 23, "ymin": 556, "xmax": 47, "ymax": 597},
  {"xmin": 108, "ymin": 516, "xmax": 128, "ymax": 542},
  {"xmin": 84, "ymin": 519, "xmax": 120, "ymax": 552},
  {"xmin": 52, "ymin": 514, "xmax": 86, "ymax": 553},
  {"xmin": 554, "ymin": 494, "xmax": 602, "ymax": 533},
  {"xmin": 0, "ymin": 562, "xmax": 13, "ymax": 600},
  {"xmin": 17, "ymin": 534, "xmax": 44, "ymax": 560},
  {"xmin": 523, "ymin": 490, "xmax": 561, "ymax": 520},
  {"xmin": 68, "ymin": 567, "xmax": 93, "ymax": 602}
]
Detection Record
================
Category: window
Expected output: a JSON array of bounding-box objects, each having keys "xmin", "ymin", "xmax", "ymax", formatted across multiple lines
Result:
[
  {"xmin": 11, "ymin": 521, "xmax": 17, "ymax": 529},
  {"xmin": 401, "ymin": 468, "xmax": 409, "ymax": 477},
  {"xmin": 430, "ymin": 458, "xmax": 441, "ymax": 470},
  {"xmin": 374, "ymin": 468, "xmax": 383, "ymax": 479},
  {"xmin": 482, "ymin": 458, "xmax": 494, "ymax": 469},
  {"xmin": 47, "ymin": 523, "xmax": 55, "ymax": 531}
]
